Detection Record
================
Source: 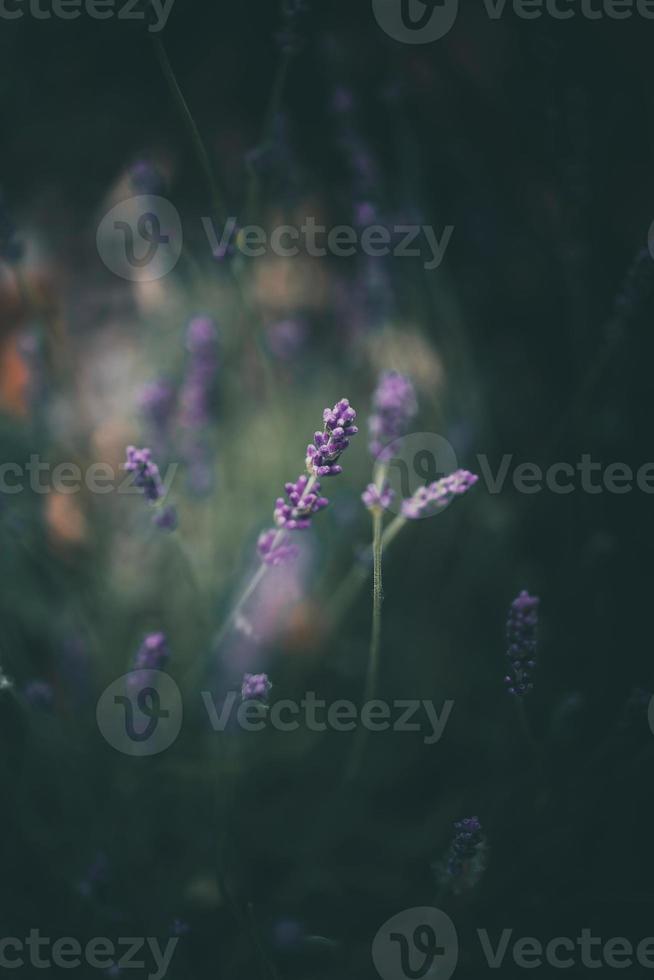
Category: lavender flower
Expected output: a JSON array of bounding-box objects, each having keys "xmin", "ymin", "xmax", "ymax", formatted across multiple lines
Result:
[
  {"xmin": 306, "ymin": 398, "xmax": 358, "ymax": 477},
  {"xmin": 257, "ymin": 528, "xmax": 299, "ymax": 566},
  {"xmin": 447, "ymin": 817, "xmax": 484, "ymax": 878},
  {"xmin": 124, "ymin": 446, "xmax": 163, "ymax": 503},
  {"xmin": 128, "ymin": 632, "xmax": 169, "ymax": 692},
  {"xmin": 241, "ymin": 673, "xmax": 272, "ymax": 702},
  {"xmin": 369, "ymin": 371, "xmax": 418, "ymax": 462},
  {"xmin": 138, "ymin": 379, "xmax": 176, "ymax": 435},
  {"xmin": 180, "ymin": 317, "xmax": 219, "ymax": 428},
  {"xmin": 153, "ymin": 505, "xmax": 178, "ymax": 532},
  {"xmin": 274, "ymin": 475, "xmax": 328, "ymax": 530},
  {"xmin": 505, "ymin": 591, "xmax": 539, "ymax": 696},
  {"xmin": 180, "ymin": 317, "xmax": 219, "ymax": 495},
  {"xmin": 401, "ymin": 469, "xmax": 478, "ymax": 520},
  {"xmin": 362, "ymin": 482, "xmax": 395, "ymax": 512}
]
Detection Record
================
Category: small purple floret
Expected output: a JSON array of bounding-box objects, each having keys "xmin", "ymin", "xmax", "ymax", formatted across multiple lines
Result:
[
  {"xmin": 124, "ymin": 446, "xmax": 163, "ymax": 503},
  {"xmin": 153, "ymin": 505, "xmax": 178, "ymax": 532},
  {"xmin": 306, "ymin": 398, "xmax": 358, "ymax": 477},
  {"xmin": 241, "ymin": 673, "xmax": 272, "ymax": 702},
  {"xmin": 257, "ymin": 528, "xmax": 299, "ymax": 566},
  {"xmin": 274, "ymin": 475, "xmax": 328, "ymax": 530},
  {"xmin": 128, "ymin": 632, "xmax": 169, "ymax": 692},
  {"xmin": 362, "ymin": 482, "xmax": 395, "ymax": 512},
  {"xmin": 447, "ymin": 817, "xmax": 484, "ymax": 877}
]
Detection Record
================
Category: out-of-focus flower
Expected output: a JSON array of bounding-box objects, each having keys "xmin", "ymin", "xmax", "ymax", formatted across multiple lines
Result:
[
  {"xmin": 24, "ymin": 680, "xmax": 54, "ymax": 709},
  {"xmin": 369, "ymin": 371, "xmax": 417, "ymax": 462},
  {"xmin": 128, "ymin": 632, "xmax": 169, "ymax": 692},
  {"xmin": 401, "ymin": 469, "xmax": 478, "ymax": 520},
  {"xmin": 138, "ymin": 379, "xmax": 177, "ymax": 437},
  {"xmin": 362, "ymin": 482, "xmax": 395, "ymax": 512},
  {"xmin": 128, "ymin": 159, "xmax": 165, "ymax": 197},
  {"xmin": 152, "ymin": 504, "xmax": 178, "ymax": 532},
  {"xmin": 505, "ymin": 591, "xmax": 539, "ymax": 696},
  {"xmin": 446, "ymin": 817, "xmax": 485, "ymax": 878},
  {"xmin": 180, "ymin": 317, "xmax": 219, "ymax": 495},
  {"xmin": 265, "ymin": 318, "xmax": 306, "ymax": 361},
  {"xmin": 274, "ymin": 475, "xmax": 328, "ymax": 530},
  {"xmin": 0, "ymin": 668, "xmax": 13, "ymax": 692},
  {"xmin": 257, "ymin": 528, "xmax": 299, "ymax": 566},
  {"xmin": 46, "ymin": 493, "xmax": 88, "ymax": 546},
  {"xmin": 123, "ymin": 446, "xmax": 163, "ymax": 503},
  {"xmin": 306, "ymin": 398, "xmax": 358, "ymax": 477},
  {"xmin": 241, "ymin": 673, "xmax": 272, "ymax": 703}
]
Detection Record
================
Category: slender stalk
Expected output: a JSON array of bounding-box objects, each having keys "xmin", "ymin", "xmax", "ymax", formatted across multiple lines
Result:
[
  {"xmin": 215, "ymin": 476, "xmax": 317, "ymax": 648},
  {"xmin": 151, "ymin": 34, "xmax": 226, "ymax": 224},
  {"xmin": 346, "ymin": 465, "xmax": 389, "ymax": 780}
]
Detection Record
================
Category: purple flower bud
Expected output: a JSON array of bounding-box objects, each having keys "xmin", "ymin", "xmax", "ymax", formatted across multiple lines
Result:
[
  {"xmin": 129, "ymin": 160, "xmax": 165, "ymax": 196},
  {"xmin": 369, "ymin": 371, "xmax": 417, "ymax": 462},
  {"xmin": 123, "ymin": 446, "xmax": 163, "ymax": 503},
  {"xmin": 401, "ymin": 469, "xmax": 478, "ymax": 520},
  {"xmin": 505, "ymin": 591, "xmax": 540, "ymax": 696},
  {"xmin": 153, "ymin": 505, "xmax": 178, "ymax": 532},
  {"xmin": 241, "ymin": 673, "xmax": 272, "ymax": 702},
  {"xmin": 257, "ymin": 528, "xmax": 300, "ymax": 566},
  {"xmin": 138, "ymin": 379, "xmax": 176, "ymax": 433},
  {"xmin": 306, "ymin": 398, "xmax": 358, "ymax": 477},
  {"xmin": 128, "ymin": 632, "xmax": 169, "ymax": 692},
  {"xmin": 447, "ymin": 816, "xmax": 484, "ymax": 878},
  {"xmin": 274, "ymin": 475, "xmax": 328, "ymax": 530},
  {"xmin": 362, "ymin": 482, "xmax": 395, "ymax": 512}
]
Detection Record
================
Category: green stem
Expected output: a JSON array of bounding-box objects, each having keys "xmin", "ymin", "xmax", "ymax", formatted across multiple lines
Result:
[
  {"xmin": 151, "ymin": 34, "xmax": 226, "ymax": 224},
  {"xmin": 346, "ymin": 506, "xmax": 385, "ymax": 782}
]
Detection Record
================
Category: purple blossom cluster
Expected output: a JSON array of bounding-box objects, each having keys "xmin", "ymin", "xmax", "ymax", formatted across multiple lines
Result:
[
  {"xmin": 257, "ymin": 399, "xmax": 358, "ymax": 567},
  {"xmin": 447, "ymin": 816, "xmax": 484, "ymax": 877},
  {"xmin": 138, "ymin": 379, "xmax": 177, "ymax": 439},
  {"xmin": 505, "ymin": 591, "xmax": 540, "ymax": 696},
  {"xmin": 362, "ymin": 482, "xmax": 395, "ymax": 512},
  {"xmin": 241, "ymin": 673, "xmax": 272, "ymax": 703},
  {"xmin": 180, "ymin": 317, "xmax": 219, "ymax": 494},
  {"xmin": 401, "ymin": 469, "xmax": 478, "ymax": 520},
  {"xmin": 369, "ymin": 372, "xmax": 418, "ymax": 462},
  {"xmin": 274, "ymin": 475, "xmax": 328, "ymax": 530},
  {"xmin": 124, "ymin": 446, "xmax": 163, "ymax": 502},
  {"xmin": 257, "ymin": 528, "xmax": 299, "ymax": 567},
  {"xmin": 306, "ymin": 398, "xmax": 358, "ymax": 477},
  {"xmin": 128, "ymin": 632, "xmax": 169, "ymax": 692}
]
